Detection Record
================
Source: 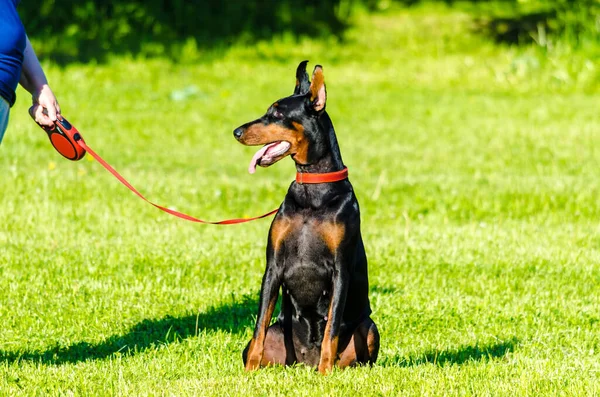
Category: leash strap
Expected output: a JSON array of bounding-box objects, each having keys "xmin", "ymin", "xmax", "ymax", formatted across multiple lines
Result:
[{"xmin": 76, "ymin": 139, "xmax": 279, "ymax": 225}]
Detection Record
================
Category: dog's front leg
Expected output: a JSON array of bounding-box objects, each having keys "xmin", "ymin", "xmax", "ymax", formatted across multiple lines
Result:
[
  {"xmin": 245, "ymin": 258, "xmax": 280, "ymax": 371},
  {"xmin": 318, "ymin": 264, "xmax": 349, "ymax": 374},
  {"xmin": 318, "ymin": 216, "xmax": 359, "ymax": 374},
  {"xmin": 318, "ymin": 252, "xmax": 351, "ymax": 374}
]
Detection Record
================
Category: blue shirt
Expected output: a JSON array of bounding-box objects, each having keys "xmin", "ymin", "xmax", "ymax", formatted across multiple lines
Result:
[{"xmin": 0, "ymin": 0, "xmax": 26, "ymax": 107}]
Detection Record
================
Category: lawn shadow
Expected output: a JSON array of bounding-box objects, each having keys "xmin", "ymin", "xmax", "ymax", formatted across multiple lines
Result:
[
  {"xmin": 370, "ymin": 285, "xmax": 402, "ymax": 295},
  {"xmin": 473, "ymin": 11, "xmax": 555, "ymax": 45},
  {"xmin": 380, "ymin": 338, "xmax": 518, "ymax": 367},
  {"xmin": 0, "ymin": 295, "xmax": 257, "ymax": 365}
]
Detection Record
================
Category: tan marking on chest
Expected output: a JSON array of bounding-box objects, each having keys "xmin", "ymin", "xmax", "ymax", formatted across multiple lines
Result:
[
  {"xmin": 270, "ymin": 216, "xmax": 299, "ymax": 252},
  {"xmin": 272, "ymin": 218, "xmax": 345, "ymax": 253},
  {"xmin": 320, "ymin": 222, "xmax": 345, "ymax": 253}
]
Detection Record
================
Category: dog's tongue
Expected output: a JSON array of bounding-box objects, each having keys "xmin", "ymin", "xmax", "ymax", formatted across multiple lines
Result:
[{"xmin": 248, "ymin": 142, "xmax": 279, "ymax": 174}]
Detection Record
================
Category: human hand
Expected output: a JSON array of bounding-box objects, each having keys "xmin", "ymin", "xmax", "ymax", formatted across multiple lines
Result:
[{"xmin": 28, "ymin": 84, "xmax": 61, "ymax": 128}]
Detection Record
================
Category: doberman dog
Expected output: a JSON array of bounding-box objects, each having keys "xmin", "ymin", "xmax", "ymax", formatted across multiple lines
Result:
[{"xmin": 233, "ymin": 61, "xmax": 379, "ymax": 374}]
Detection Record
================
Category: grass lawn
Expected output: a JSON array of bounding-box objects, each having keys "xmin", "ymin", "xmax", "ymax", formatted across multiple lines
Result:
[{"xmin": 1, "ymin": 4, "xmax": 599, "ymax": 396}]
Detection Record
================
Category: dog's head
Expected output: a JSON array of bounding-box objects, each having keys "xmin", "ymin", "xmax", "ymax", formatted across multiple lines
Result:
[{"xmin": 233, "ymin": 61, "xmax": 329, "ymax": 174}]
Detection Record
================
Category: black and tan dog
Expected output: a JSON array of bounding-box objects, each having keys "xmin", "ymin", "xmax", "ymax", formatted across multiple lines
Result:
[{"xmin": 233, "ymin": 61, "xmax": 379, "ymax": 374}]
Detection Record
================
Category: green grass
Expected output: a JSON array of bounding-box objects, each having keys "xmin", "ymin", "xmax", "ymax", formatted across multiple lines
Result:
[{"xmin": 2, "ymin": 4, "xmax": 600, "ymax": 396}]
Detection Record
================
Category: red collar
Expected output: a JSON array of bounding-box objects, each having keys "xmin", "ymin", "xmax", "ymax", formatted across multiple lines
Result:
[{"xmin": 296, "ymin": 167, "xmax": 348, "ymax": 184}]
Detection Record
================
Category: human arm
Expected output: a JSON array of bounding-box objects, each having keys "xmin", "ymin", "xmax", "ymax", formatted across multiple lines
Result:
[{"xmin": 19, "ymin": 35, "xmax": 60, "ymax": 128}]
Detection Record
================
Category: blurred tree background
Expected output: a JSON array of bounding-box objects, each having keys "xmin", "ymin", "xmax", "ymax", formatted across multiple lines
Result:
[
  {"xmin": 18, "ymin": 0, "xmax": 599, "ymax": 63},
  {"xmin": 19, "ymin": 0, "xmax": 351, "ymax": 63}
]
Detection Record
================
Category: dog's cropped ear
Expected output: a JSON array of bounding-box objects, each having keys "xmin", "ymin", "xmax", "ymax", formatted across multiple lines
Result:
[
  {"xmin": 308, "ymin": 65, "xmax": 326, "ymax": 112},
  {"xmin": 294, "ymin": 60, "xmax": 310, "ymax": 95}
]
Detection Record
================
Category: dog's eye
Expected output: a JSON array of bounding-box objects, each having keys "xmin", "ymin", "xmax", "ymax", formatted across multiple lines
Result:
[{"xmin": 273, "ymin": 110, "xmax": 284, "ymax": 119}]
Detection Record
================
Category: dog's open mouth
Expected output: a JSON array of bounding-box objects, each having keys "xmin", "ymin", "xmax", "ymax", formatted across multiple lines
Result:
[{"xmin": 248, "ymin": 141, "xmax": 291, "ymax": 174}]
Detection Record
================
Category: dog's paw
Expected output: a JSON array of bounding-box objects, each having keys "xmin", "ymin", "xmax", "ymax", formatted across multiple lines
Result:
[
  {"xmin": 317, "ymin": 358, "xmax": 334, "ymax": 375},
  {"xmin": 245, "ymin": 355, "xmax": 262, "ymax": 371}
]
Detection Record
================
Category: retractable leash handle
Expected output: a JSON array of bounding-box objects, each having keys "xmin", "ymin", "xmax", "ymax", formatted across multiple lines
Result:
[
  {"xmin": 32, "ymin": 108, "xmax": 86, "ymax": 161},
  {"xmin": 33, "ymin": 113, "xmax": 278, "ymax": 225}
]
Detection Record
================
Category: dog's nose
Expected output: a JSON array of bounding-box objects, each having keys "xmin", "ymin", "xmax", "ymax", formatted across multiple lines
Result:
[{"xmin": 233, "ymin": 127, "xmax": 244, "ymax": 140}]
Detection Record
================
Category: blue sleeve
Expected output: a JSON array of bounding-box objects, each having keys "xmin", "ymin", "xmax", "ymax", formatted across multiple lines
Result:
[{"xmin": 0, "ymin": 0, "xmax": 27, "ymax": 106}]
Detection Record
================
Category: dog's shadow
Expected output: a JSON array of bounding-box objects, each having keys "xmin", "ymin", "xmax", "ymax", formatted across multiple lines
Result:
[
  {"xmin": 0, "ymin": 296, "xmax": 257, "ymax": 365},
  {"xmin": 0, "ymin": 290, "xmax": 518, "ymax": 368},
  {"xmin": 381, "ymin": 338, "xmax": 518, "ymax": 367}
]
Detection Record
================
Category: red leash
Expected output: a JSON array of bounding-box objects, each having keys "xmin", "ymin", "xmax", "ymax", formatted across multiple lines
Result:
[
  {"xmin": 77, "ymin": 140, "xmax": 279, "ymax": 225},
  {"xmin": 40, "ymin": 115, "xmax": 348, "ymax": 225}
]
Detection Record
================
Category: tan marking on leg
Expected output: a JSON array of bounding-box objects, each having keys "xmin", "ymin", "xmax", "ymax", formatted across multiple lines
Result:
[
  {"xmin": 318, "ymin": 293, "xmax": 338, "ymax": 374},
  {"xmin": 337, "ymin": 320, "xmax": 370, "ymax": 368},
  {"xmin": 245, "ymin": 296, "xmax": 278, "ymax": 371},
  {"xmin": 318, "ymin": 335, "xmax": 339, "ymax": 374},
  {"xmin": 336, "ymin": 318, "xmax": 379, "ymax": 368},
  {"xmin": 337, "ymin": 337, "xmax": 357, "ymax": 368},
  {"xmin": 366, "ymin": 321, "xmax": 380, "ymax": 364}
]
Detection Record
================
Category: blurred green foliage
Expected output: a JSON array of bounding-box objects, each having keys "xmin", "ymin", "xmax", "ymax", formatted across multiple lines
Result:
[
  {"xmin": 18, "ymin": 0, "xmax": 351, "ymax": 63},
  {"xmin": 367, "ymin": 0, "xmax": 598, "ymax": 47},
  {"xmin": 17, "ymin": 0, "xmax": 599, "ymax": 63},
  {"xmin": 466, "ymin": 0, "xmax": 600, "ymax": 48}
]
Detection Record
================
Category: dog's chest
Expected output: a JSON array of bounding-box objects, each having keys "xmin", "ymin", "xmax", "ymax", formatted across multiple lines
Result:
[
  {"xmin": 270, "ymin": 213, "xmax": 341, "ymax": 298},
  {"xmin": 271, "ymin": 213, "xmax": 342, "ymax": 261}
]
